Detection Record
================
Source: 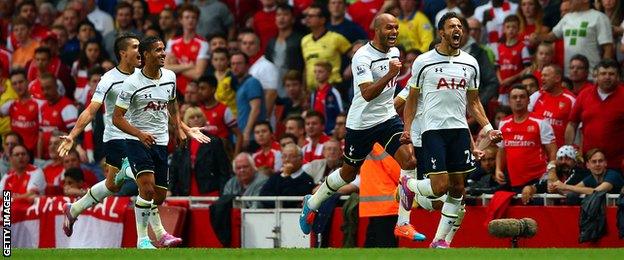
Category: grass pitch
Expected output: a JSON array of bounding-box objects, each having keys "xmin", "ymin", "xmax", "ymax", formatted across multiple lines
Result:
[{"xmin": 10, "ymin": 248, "xmax": 624, "ymax": 260}]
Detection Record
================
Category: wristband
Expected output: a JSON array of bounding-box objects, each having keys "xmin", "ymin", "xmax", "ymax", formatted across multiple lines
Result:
[{"xmin": 483, "ymin": 124, "xmax": 494, "ymax": 133}]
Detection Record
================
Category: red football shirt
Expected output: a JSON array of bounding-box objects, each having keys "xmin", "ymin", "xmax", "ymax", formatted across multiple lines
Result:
[
  {"xmin": 1, "ymin": 98, "xmax": 39, "ymax": 152},
  {"xmin": 569, "ymin": 86, "xmax": 624, "ymax": 169},
  {"xmin": 498, "ymin": 114, "xmax": 555, "ymax": 187},
  {"xmin": 496, "ymin": 41, "xmax": 530, "ymax": 92},
  {"xmin": 201, "ymin": 102, "xmax": 237, "ymax": 139},
  {"xmin": 530, "ymin": 89, "xmax": 576, "ymax": 147},
  {"xmin": 165, "ymin": 36, "xmax": 209, "ymax": 95},
  {"xmin": 347, "ymin": 0, "xmax": 384, "ymax": 39}
]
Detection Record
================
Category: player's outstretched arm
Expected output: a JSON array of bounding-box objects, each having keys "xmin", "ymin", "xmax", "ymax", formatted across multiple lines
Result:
[{"xmin": 57, "ymin": 101, "xmax": 102, "ymax": 157}]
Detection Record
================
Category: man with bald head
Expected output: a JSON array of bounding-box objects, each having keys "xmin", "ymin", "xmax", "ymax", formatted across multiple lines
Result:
[{"xmin": 300, "ymin": 13, "xmax": 422, "ymax": 242}]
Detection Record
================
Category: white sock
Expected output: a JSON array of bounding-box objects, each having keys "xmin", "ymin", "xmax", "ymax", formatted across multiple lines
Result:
[
  {"xmin": 445, "ymin": 204, "xmax": 466, "ymax": 244},
  {"xmin": 134, "ymin": 195, "xmax": 153, "ymax": 241},
  {"xmin": 308, "ymin": 169, "xmax": 347, "ymax": 210},
  {"xmin": 434, "ymin": 195, "xmax": 462, "ymax": 241},
  {"xmin": 149, "ymin": 205, "xmax": 167, "ymax": 240},
  {"xmin": 407, "ymin": 178, "xmax": 434, "ymax": 197},
  {"xmin": 70, "ymin": 180, "xmax": 113, "ymax": 218}
]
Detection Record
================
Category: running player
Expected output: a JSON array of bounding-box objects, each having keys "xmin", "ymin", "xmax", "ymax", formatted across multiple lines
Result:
[
  {"xmin": 59, "ymin": 34, "xmax": 141, "ymax": 237},
  {"xmin": 112, "ymin": 36, "xmax": 209, "ymax": 249},
  {"xmin": 401, "ymin": 12, "xmax": 501, "ymax": 248},
  {"xmin": 299, "ymin": 13, "xmax": 424, "ymax": 241}
]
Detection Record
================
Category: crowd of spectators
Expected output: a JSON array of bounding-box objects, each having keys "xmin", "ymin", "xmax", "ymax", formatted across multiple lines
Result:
[{"xmin": 0, "ymin": 0, "xmax": 623, "ymax": 207}]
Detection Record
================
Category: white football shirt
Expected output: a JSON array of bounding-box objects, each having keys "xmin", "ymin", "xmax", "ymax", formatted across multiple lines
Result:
[
  {"xmin": 116, "ymin": 68, "xmax": 177, "ymax": 146},
  {"xmin": 347, "ymin": 42, "xmax": 400, "ymax": 130}
]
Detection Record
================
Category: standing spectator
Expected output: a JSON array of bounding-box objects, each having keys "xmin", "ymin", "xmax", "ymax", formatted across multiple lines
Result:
[
  {"xmin": 38, "ymin": 74, "xmax": 78, "ymax": 159},
  {"xmin": 168, "ymin": 107, "xmax": 232, "ymax": 196},
  {"xmin": 494, "ymin": 14, "xmax": 531, "ymax": 105},
  {"xmin": 158, "ymin": 8, "xmax": 178, "ymax": 44},
  {"xmin": 568, "ymin": 54, "xmax": 594, "ymax": 95},
  {"xmin": 303, "ymin": 138, "xmax": 343, "ymax": 184},
  {"xmin": 210, "ymin": 48, "xmax": 237, "ymax": 115},
  {"xmin": 310, "ymin": 61, "xmax": 344, "ymax": 134},
  {"xmin": 301, "ymin": 3, "xmax": 351, "ymax": 89},
  {"xmin": 529, "ymin": 65, "xmax": 576, "ymax": 147},
  {"xmin": 103, "ymin": 2, "xmax": 141, "ymax": 62},
  {"xmin": 277, "ymin": 70, "xmax": 309, "ymax": 122},
  {"xmin": 0, "ymin": 132, "xmax": 22, "ymax": 177},
  {"xmin": 474, "ymin": 0, "xmax": 518, "ymax": 45},
  {"xmin": 517, "ymin": 0, "xmax": 550, "ymax": 51},
  {"xmin": 259, "ymin": 143, "xmax": 315, "ymax": 208},
  {"xmin": 231, "ymin": 52, "xmax": 267, "ymax": 149},
  {"xmin": 265, "ymin": 4, "xmax": 305, "ymax": 97},
  {"xmin": 252, "ymin": 121, "xmax": 282, "ymax": 173},
  {"xmin": 544, "ymin": 0, "xmax": 614, "ymax": 78},
  {"xmin": 552, "ymin": 148, "xmax": 624, "ymax": 194},
  {"xmin": 253, "ymin": 0, "xmax": 278, "ymax": 52},
  {"xmin": 327, "ymin": 0, "xmax": 368, "ymax": 43},
  {"xmin": 347, "ymin": 0, "xmax": 385, "ymax": 39},
  {"xmin": 496, "ymin": 85, "xmax": 557, "ymax": 204},
  {"xmin": 302, "ymin": 110, "xmax": 330, "ymax": 162},
  {"xmin": 10, "ymin": 17, "xmax": 41, "ymax": 70},
  {"xmin": 0, "ymin": 144, "xmax": 45, "ymax": 199},
  {"xmin": 239, "ymin": 31, "xmax": 280, "ymax": 120},
  {"xmin": 397, "ymin": 0, "xmax": 434, "ymax": 54},
  {"xmin": 566, "ymin": 59, "xmax": 624, "ymax": 171},
  {"xmin": 195, "ymin": 0, "xmax": 235, "ymax": 40},
  {"xmin": 0, "ymin": 70, "xmax": 38, "ymax": 154},
  {"xmin": 85, "ymin": 0, "xmax": 114, "ymax": 36},
  {"xmin": 165, "ymin": 4, "xmax": 209, "ymax": 96},
  {"xmin": 223, "ymin": 152, "xmax": 268, "ymax": 208},
  {"xmin": 546, "ymin": 145, "xmax": 589, "ymax": 194},
  {"xmin": 284, "ymin": 115, "xmax": 306, "ymax": 147}
]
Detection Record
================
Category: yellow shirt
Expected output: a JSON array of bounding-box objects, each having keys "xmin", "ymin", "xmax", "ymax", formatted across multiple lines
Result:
[
  {"xmin": 215, "ymin": 73, "xmax": 237, "ymax": 115},
  {"xmin": 397, "ymin": 11, "xmax": 434, "ymax": 54},
  {"xmin": 0, "ymin": 79, "xmax": 18, "ymax": 136},
  {"xmin": 301, "ymin": 31, "xmax": 351, "ymax": 89}
]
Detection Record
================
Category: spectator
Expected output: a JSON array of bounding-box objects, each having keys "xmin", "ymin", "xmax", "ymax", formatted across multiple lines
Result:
[
  {"xmin": 222, "ymin": 152, "xmax": 268, "ymax": 208},
  {"xmin": 165, "ymin": 4, "xmax": 209, "ymax": 97},
  {"xmin": 301, "ymin": 3, "xmax": 351, "ymax": 89},
  {"xmin": 332, "ymin": 113, "xmax": 347, "ymax": 143},
  {"xmin": 239, "ymin": 31, "xmax": 280, "ymax": 120},
  {"xmin": 327, "ymin": 0, "xmax": 368, "ymax": 43},
  {"xmin": 253, "ymin": 0, "xmax": 278, "ymax": 52},
  {"xmin": 265, "ymin": 4, "xmax": 305, "ymax": 97},
  {"xmin": 520, "ymin": 74, "xmax": 540, "ymax": 96},
  {"xmin": 0, "ymin": 132, "xmax": 22, "ymax": 177},
  {"xmin": 168, "ymin": 107, "xmax": 232, "ymax": 196},
  {"xmin": 10, "ymin": 17, "xmax": 41, "ymax": 70},
  {"xmin": 0, "ymin": 144, "xmax": 45, "ymax": 199},
  {"xmin": 303, "ymin": 138, "xmax": 343, "ymax": 184},
  {"xmin": 27, "ymin": 47, "xmax": 73, "ymax": 102},
  {"xmin": 347, "ymin": 0, "xmax": 385, "ymax": 39},
  {"xmin": 302, "ymin": 110, "xmax": 330, "ymax": 162},
  {"xmin": 544, "ymin": 145, "xmax": 589, "ymax": 194},
  {"xmin": 231, "ymin": 52, "xmax": 267, "ymax": 149},
  {"xmin": 252, "ymin": 121, "xmax": 282, "ymax": 173},
  {"xmin": 495, "ymin": 14, "xmax": 531, "ymax": 105},
  {"xmin": 85, "ymin": 0, "xmax": 114, "ymax": 36},
  {"xmin": 552, "ymin": 148, "xmax": 624, "ymax": 194},
  {"xmin": 195, "ymin": 0, "xmax": 235, "ymax": 41},
  {"xmin": 496, "ymin": 85, "xmax": 557, "ymax": 205},
  {"xmin": 62, "ymin": 167, "xmax": 87, "ymax": 197},
  {"xmin": 210, "ymin": 48, "xmax": 237, "ymax": 115},
  {"xmin": 517, "ymin": 0, "xmax": 550, "ymax": 50},
  {"xmin": 310, "ymin": 61, "xmax": 344, "ymax": 134},
  {"xmin": 568, "ymin": 54, "xmax": 594, "ymax": 95},
  {"xmin": 71, "ymin": 40, "xmax": 106, "ymax": 105},
  {"xmin": 474, "ymin": 0, "xmax": 518, "ymax": 45},
  {"xmin": 0, "ymin": 70, "xmax": 38, "ymax": 153},
  {"xmin": 158, "ymin": 8, "xmax": 178, "ymax": 44},
  {"xmin": 523, "ymin": 41, "xmax": 554, "ymax": 87},
  {"xmin": 259, "ymin": 143, "xmax": 315, "ymax": 208},
  {"xmin": 38, "ymin": 74, "xmax": 78, "ymax": 159},
  {"xmin": 529, "ymin": 65, "xmax": 576, "ymax": 147},
  {"xmin": 466, "ymin": 146, "xmax": 499, "ymax": 195},
  {"xmin": 397, "ymin": 0, "xmax": 434, "ymax": 54},
  {"xmin": 545, "ymin": 0, "xmax": 614, "ymax": 78},
  {"xmin": 284, "ymin": 115, "xmax": 306, "ymax": 147},
  {"xmin": 566, "ymin": 59, "xmax": 624, "ymax": 171},
  {"xmin": 277, "ymin": 70, "xmax": 309, "ymax": 122},
  {"xmin": 103, "ymin": 2, "xmax": 142, "ymax": 62}
]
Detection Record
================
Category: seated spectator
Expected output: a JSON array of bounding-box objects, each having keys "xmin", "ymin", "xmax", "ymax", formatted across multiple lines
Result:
[
  {"xmin": 0, "ymin": 144, "xmax": 46, "ymax": 199},
  {"xmin": 223, "ymin": 152, "xmax": 269, "ymax": 208},
  {"xmin": 252, "ymin": 121, "xmax": 282, "ymax": 174},
  {"xmin": 168, "ymin": 107, "xmax": 232, "ymax": 196},
  {"xmin": 552, "ymin": 148, "xmax": 624, "ymax": 194},
  {"xmin": 63, "ymin": 167, "xmax": 87, "ymax": 197},
  {"xmin": 302, "ymin": 110, "xmax": 330, "ymax": 162},
  {"xmin": 303, "ymin": 138, "xmax": 343, "ymax": 184},
  {"xmin": 310, "ymin": 61, "xmax": 344, "ymax": 134},
  {"xmin": 259, "ymin": 143, "xmax": 315, "ymax": 208},
  {"xmin": 466, "ymin": 146, "xmax": 498, "ymax": 195},
  {"xmin": 543, "ymin": 145, "xmax": 589, "ymax": 194}
]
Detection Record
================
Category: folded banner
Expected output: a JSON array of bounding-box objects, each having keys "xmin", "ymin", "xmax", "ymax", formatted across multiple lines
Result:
[{"xmin": 9, "ymin": 196, "xmax": 130, "ymax": 248}]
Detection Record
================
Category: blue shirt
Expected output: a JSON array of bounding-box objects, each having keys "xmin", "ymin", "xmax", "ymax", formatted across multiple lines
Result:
[
  {"xmin": 234, "ymin": 75, "xmax": 266, "ymax": 132},
  {"xmin": 327, "ymin": 19, "xmax": 368, "ymax": 43},
  {"xmin": 582, "ymin": 170, "xmax": 624, "ymax": 193}
]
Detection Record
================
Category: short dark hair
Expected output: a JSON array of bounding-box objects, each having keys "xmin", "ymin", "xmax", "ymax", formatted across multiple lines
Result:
[
  {"xmin": 87, "ymin": 66, "xmax": 106, "ymax": 80},
  {"xmin": 594, "ymin": 59, "xmax": 620, "ymax": 74},
  {"xmin": 305, "ymin": 110, "xmax": 326, "ymax": 125},
  {"xmin": 509, "ymin": 84, "xmax": 529, "ymax": 97},
  {"xmin": 64, "ymin": 167, "xmax": 85, "ymax": 183},
  {"xmin": 139, "ymin": 35, "xmax": 163, "ymax": 59},
  {"xmin": 438, "ymin": 12, "xmax": 461, "ymax": 30},
  {"xmin": 569, "ymin": 54, "xmax": 589, "ymax": 71},
  {"xmin": 9, "ymin": 69, "xmax": 27, "ymax": 79},
  {"xmin": 196, "ymin": 74, "xmax": 218, "ymax": 88},
  {"xmin": 253, "ymin": 121, "xmax": 273, "ymax": 133},
  {"xmin": 114, "ymin": 33, "xmax": 140, "ymax": 62}
]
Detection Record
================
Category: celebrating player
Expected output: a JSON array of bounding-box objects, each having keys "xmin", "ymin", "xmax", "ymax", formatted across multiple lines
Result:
[
  {"xmin": 299, "ymin": 13, "xmax": 425, "ymax": 241},
  {"xmin": 112, "ymin": 36, "xmax": 209, "ymax": 249},
  {"xmin": 401, "ymin": 12, "xmax": 501, "ymax": 248},
  {"xmin": 59, "ymin": 34, "xmax": 141, "ymax": 237}
]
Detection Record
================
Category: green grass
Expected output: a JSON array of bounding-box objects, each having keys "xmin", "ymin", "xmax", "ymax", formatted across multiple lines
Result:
[{"xmin": 9, "ymin": 248, "xmax": 624, "ymax": 260}]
